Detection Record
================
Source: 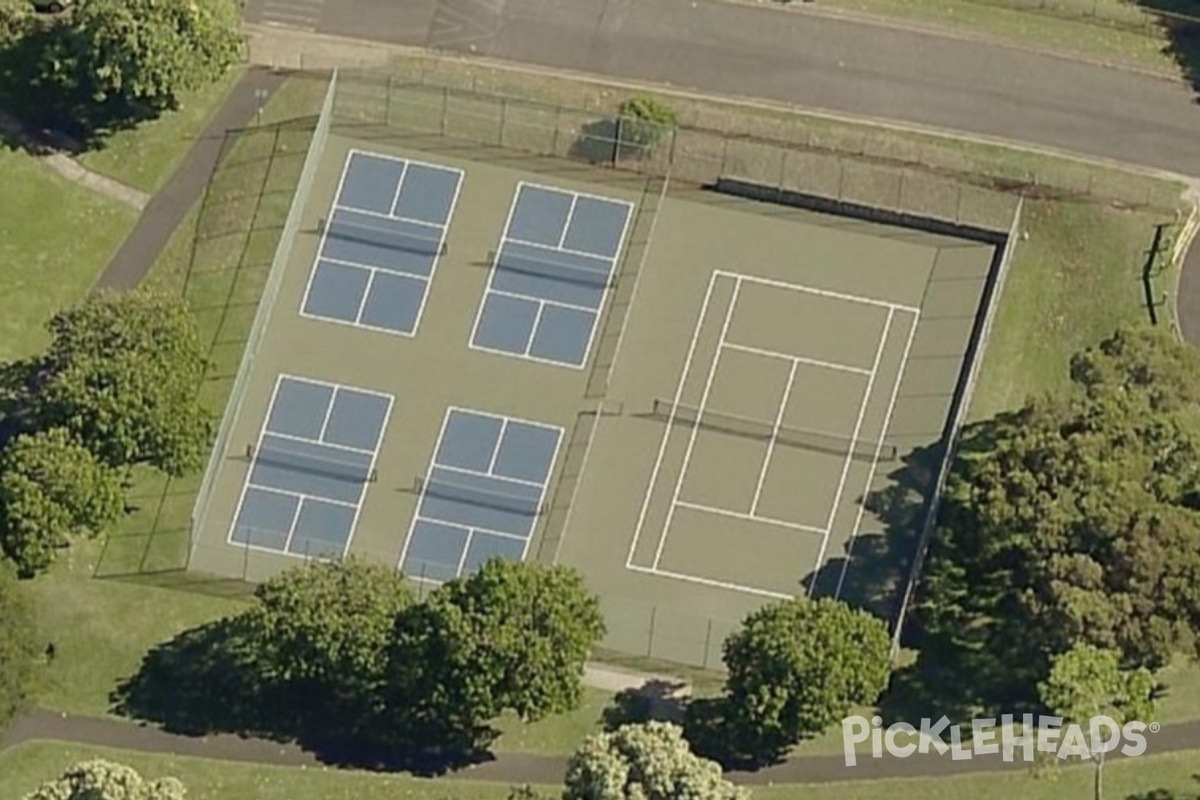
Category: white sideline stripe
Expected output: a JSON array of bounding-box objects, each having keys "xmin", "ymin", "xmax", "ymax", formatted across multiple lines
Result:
[
  {"xmin": 720, "ymin": 341, "xmax": 872, "ymax": 376},
  {"xmin": 834, "ymin": 309, "xmax": 920, "ymax": 600},
  {"xmin": 652, "ymin": 276, "xmax": 743, "ymax": 571},
  {"xmin": 751, "ymin": 358, "xmax": 798, "ymax": 516},
  {"xmin": 674, "ymin": 500, "xmax": 826, "ymax": 535},
  {"xmin": 810, "ymin": 307, "xmax": 894, "ymax": 586},
  {"xmin": 714, "ymin": 269, "xmax": 920, "ymax": 314},
  {"xmin": 627, "ymin": 563, "xmax": 792, "ymax": 600}
]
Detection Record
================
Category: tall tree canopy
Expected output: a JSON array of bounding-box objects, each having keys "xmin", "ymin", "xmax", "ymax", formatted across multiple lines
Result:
[
  {"xmin": 708, "ymin": 596, "xmax": 891, "ymax": 764},
  {"xmin": 65, "ymin": 0, "xmax": 242, "ymax": 110},
  {"xmin": 24, "ymin": 759, "xmax": 185, "ymax": 800},
  {"xmin": 0, "ymin": 562, "xmax": 38, "ymax": 732},
  {"xmin": 238, "ymin": 558, "xmax": 415, "ymax": 737},
  {"xmin": 386, "ymin": 559, "xmax": 605, "ymax": 751},
  {"xmin": 0, "ymin": 427, "xmax": 124, "ymax": 576},
  {"xmin": 34, "ymin": 289, "xmax": 212, "ymax": 476},
  {"xmin": 563, "ymin": 722, "xmax": 748, "ymax": 800},
  {"xmin": 922, "ymin": 325, "xmax": 1200, "ymax": 700}
]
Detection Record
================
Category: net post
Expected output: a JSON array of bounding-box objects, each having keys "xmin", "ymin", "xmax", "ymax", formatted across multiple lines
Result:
[{"xmin": 646, "ymin": 605, "xmax": 657, "ymax": 658}]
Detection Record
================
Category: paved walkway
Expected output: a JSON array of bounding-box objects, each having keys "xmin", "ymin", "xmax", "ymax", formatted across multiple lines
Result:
[
  {"xmin": 95, "ymin": 66, "xmax": 287, "ymax": 291},
  {"xmin": 7, "ymin": 707, "xmax": 1200, "ymax": 785}
]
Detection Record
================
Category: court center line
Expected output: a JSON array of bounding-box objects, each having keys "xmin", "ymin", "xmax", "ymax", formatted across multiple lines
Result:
[
  {"xmin": 811, "ymin": 307, "xmax": 895, "ymax": 587},
  {"xmin": 652, "ymin": 277, "xmax": 743, "ymax": 572},
  {"xmin": 319, "ymin": 255, "xmax": 432, "ymax": 282},
  {"xmin": 626, "ymin": 271, "xmax": 721, "ymax": 569},
  {"xmin": 300, "ymin": 307, "xmax": 418, "ymax": 340},
  {"xmin": 413, "ymin": 515, "xmax": 530, "ymax": 545},
  {"xmin": 398, "ymin": 407, "xmax": 456, "ymax": 575},
  {"xmin": 714, "ymin": 269, "xmax": 921, "ymax": 314},
  {"xmin": 558, "ymin": 193, "xmax": 579, "ymax": 250},
  {"xmin": 338, "ymin": 392, "xmax": 392, "ymax": 559},
  {"xmin": 387, "ymin": 159, "xmax": 410, "ymax": 219},
  {"xmin": 834, "ymin": 309, "xmax": 920, "ymax": 601},
  {"xmin": 316, "ymin": 387, "xmax": 338, "ymax": 443},
  {"xmin": 627, "ymin": 563, "xmax": 792, "ymax": 600},
  {"xmin": 409, "ymin": 170, "xmax": 464, "ymax": 336},
  {"xmin": 720, "ymin": 341, "xmax": 872, "ymax": 376},
  {"xmin": 751, "ymin": 358, "xmax": 799, "ymax": 517},
  {"xmin": 523, "ymin": 300, "xmax": 549, "ymax": 357},
  {"xmin": 675, "ymin": 499, "xmax": 826, "ymax": 535},
  {"xmin": 352, "ymin": 269, "xmax": 379, "ymax": 326},
  {"xmin": 487, "ymin": 418, "xmax": 509, "ymax": 475},
  {"xmin": 280, "ymin": 495, "xmax": 311, "ymax": 555},
  {"xmin": 454, "ymin": 530, "xmax": 474, "ymax": 579}
]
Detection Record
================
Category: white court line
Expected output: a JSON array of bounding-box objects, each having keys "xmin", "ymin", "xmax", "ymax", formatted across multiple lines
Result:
[
  {"xmin": 627, "ymin": 563, "xmax": 792, "ymax": 600},
  {"xmin": 386, "ymin": 159, "xmax": 411, "ymax": 225},
  {"xmin": 280, "ymin": 497, "xmax": 313, "ymax": 555},
  {"xmin": 675, "ymin": 500, "xmax": 826, "ymax": 535},
  {"xmin": 834, "ymin": 308, "xmax": 920, "ymax": 600},
  {"xmin": 576, "ymin": 190, "xmax": 634, "ymax": 373},
  {"xmin": 244, "ymin": 483, "xmax": 358, "ymax": 510},
  {"xmin": 316, "ymin": 387, "xmax": 338, "ymax": 442},
  {"xmin": 333, "ymin": 204, "xmax": 442, "ymax": 230},
  {"xmin": 468, "ymin": 338, "xmax": 591, "ymax": 371},
  {"xmin": 300, "ymin": 305, "xmax": 420, "ymax": 340},
  {"xmin": 432, "ymin": 463, "xmax": 543, "ymax": 490},
  {"xmin": 352, "ymin": 268, "xmax": 380, "ymax": 325},
  {"xmin": 486, "ymin": 287, "xmax": 596, "ymax": 315},
  {"xmin": 713, "ymin": 269, "xmax": 921, "ymax": 314},
  {"xmin": 467, "ymin": 184, "xmax": 529, "ymax": 359},
  {"xmin": 721, "ymin": 342, "xmax": 872, "ymax": 376},
  {"xmin": 258, "ymin": 430, "xmax": 376, "ymax": 458},
  {"xmin": 523, "ymin": 299, "xmax": 549, "ymax": 358},
  {"xmin": 557, "ymin": 193, "xmax": 579, "ymax": 249},
  {"xmin": 506, "ymin": 235, "xmax": 616, "ymax": 263},
  {"xmin": 298, "ymin": 153, "xmax": 356, "ymax": 321},
  {"xmin": 339, "ymin": 391, "xmax": 393, "ymax": 559},
  {"xmin": 518, "ymin": 420, "xmax": 564, "ymax": 565},
  {"xmin": 520, "ymin": 178, "xmax": 638, "ymax": 211},
  {"xmin": 487, "ymin": 418, "xmax": 508, "ymax": 475},
  {"xmin": 398, "ymin": 407, "xmax": 456, "ymax": 575},
  {"xmin": 225, "ymin": 375, "xmax": 286, "ymax": 548},
  {"xmin": 810, "ymin": 307, "xmax": 895, "ymax": 587},
  {"xmin": 408, "ymin": 167, "xmax": 464, "ymax": 336},
  {"xmin": 751, "ymin": 358, "xmax": 798, "ymax": 516},
  {"xmin": 626, "ymin": 271, "xmax": 722, "ymax": 568},
  {"xmin": 651, "ymin": 277, "xmax": 743, "ymax": 571}
]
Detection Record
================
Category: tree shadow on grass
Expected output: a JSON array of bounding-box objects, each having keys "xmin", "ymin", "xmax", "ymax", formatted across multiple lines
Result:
[
  {"xmin": 601, "ymin": 678, "xmax": 689, "ymax": 730},
  {"xmin": 110, "ymin": 618, "xmax": 495, "ymax": 775},
  {"xmin": 0, "ymin": 22, "xmax": 161, "ymax": 155}
]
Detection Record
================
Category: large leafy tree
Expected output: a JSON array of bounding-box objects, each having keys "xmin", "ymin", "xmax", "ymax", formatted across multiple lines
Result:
[
  {"xmin": 386, "ymin": 559, "xmax": 605, "ymax": 751},
  {"xmin": 1039, "ymin": 643, "xmax": 1156, "ymax": 800},
  {"xmin": 706, "ymin": 596, "xmax": 891, "ymax": 764},
  {"xmin": 0, "ymin": 427, "xmax": 124, "ymax": 576},
  {"xmin": 238, "ymin": 558, "xmax": 415, "ymax": 738},
  {"xmin": 64, "ymin": 0, "xmax": 242, "ymax": 110},
  {"xmin": 563, "ymin": 722, "xmax": 748, "ymax": 800},
  {"xmin": 922, "ymin": 326, "xmax": 1200, "ymax": 700},
  {"xmin": 24, "ymin": 759, "xmax": 185, "ymax": 800},
  {"xmin": 34, "ymin": 289, "xmax": 212, "ymax": 476},
  {"xmin": 0, "ymin": 562, "xmax": 38, "ymax": 732}
]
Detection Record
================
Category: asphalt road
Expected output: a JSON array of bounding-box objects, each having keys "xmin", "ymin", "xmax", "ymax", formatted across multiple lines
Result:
[{"xmin": 247, "ymin": 0, "xmax": 1200, "ymax": 177}]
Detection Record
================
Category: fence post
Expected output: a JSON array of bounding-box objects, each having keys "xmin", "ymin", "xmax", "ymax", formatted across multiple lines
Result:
[
  {"xmin": 553, "ymin": 105, "xmax": 562, "ymax": 156},
  {"xmin": 777, "ymin": 148, "xmax": 787, "ymax": 192},
  {"xmin": 385, "ymin": 74, "xmax": 393, "ymax": 126},
  {"xmin": 837, "ymin": 159, "xmax": 846, "ymax": 201},
  {"xmin": 647, "ymin": 605, "xmax": 657, "ymax": 658},
  {"xmin": 440, "ymin": 86, "xmax": 448, "ymax": 136},
  {"xmin": 668, "ymin": 127, "xmax": 677, "ymax": 167},
  {"xmin": 499, "ymin": 98, "xmax": 507, "ymax": 147},
  {"xmin": 242, "ymin": 537, "xmax": 250, "ymax": 582},
  {"xmin": 702, "ymin": 619, "xmax": 713, "ymax": 670},
  {"xmin": 720, "ymin": 136, "xmax": 730, "ymax": 176},
  {"xmin": 955, "ymin": 185, "xmax": 964, "ymax": 225}
]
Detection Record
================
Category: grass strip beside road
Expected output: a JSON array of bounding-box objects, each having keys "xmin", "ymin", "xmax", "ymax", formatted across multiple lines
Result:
[{"xmin": 802, "ymin": 0, "xmax": 1178, "ymax": 74}]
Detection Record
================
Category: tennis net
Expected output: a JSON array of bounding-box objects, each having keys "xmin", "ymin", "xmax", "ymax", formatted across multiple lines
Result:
[
  {"xmin": 414, "ymin": 476, "xmax": 547, "ymax": 516},
  {"xmin": 246, "ymin": 442, "xmax": 377, "ymax": 483},
  {"xmin": 650, "ymin": 399, "xmax": 898, "ymax": 462},
  {"xmin": 495, "ymin": 248, "xmax": 615, "ymax": 289},
  {"xmin": 322, "ymin": 216, "xmax": 446, "ymax": 258}
]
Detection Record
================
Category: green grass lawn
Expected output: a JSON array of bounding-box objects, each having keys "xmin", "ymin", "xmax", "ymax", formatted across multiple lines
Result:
[
  {"xmin": 800, "ymin": 0, "xmax": 1180, "ymax": 74},
  {"xmin": 0, "ymin": 147, "xmax": 136, "ymax": 361},
  {"xmin": 6, "ymin": 740, "xmax": 1200, "ymax": 800},
  {"xmin": 75, "ymin": 69, "xmax": 243, "ymax": 195}
]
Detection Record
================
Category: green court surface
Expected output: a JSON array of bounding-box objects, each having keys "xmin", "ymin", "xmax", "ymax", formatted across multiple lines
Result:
[{"xmin": 189, "ymin": 115, "xmax": 1000, "ymax": 667}]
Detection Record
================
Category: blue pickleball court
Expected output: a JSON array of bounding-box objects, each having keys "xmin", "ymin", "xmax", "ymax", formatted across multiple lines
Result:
[
  {"xmin": 301, "ymin": 150, "xmax": 463, "ymax": 336},
  {"xmin": 227, "ymin": 375, "xmax": 392, "ymax": 558},
  {"xmin": 400, "ymin": 408, "xmax": 563, "ymax": 581},
  {"xmin": 470, "ymin": 182, "xmax": 633, "ymax": 368}
]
